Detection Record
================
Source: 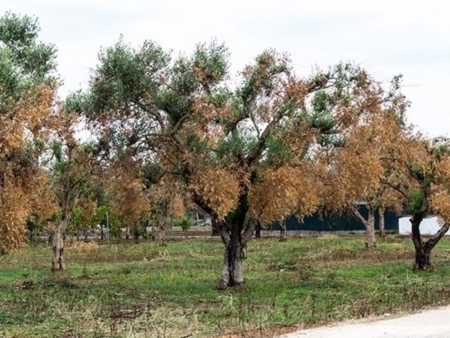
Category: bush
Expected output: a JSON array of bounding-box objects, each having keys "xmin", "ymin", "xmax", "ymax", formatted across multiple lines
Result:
[{"xmin": 177, "ymin": 218, "xmax": 196, "ymax": 231}]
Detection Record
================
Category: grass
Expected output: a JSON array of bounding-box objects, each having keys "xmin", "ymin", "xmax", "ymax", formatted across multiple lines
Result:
[{"xmin": 2, "ymin": 235, "xmax": 450, "ymax": 337}]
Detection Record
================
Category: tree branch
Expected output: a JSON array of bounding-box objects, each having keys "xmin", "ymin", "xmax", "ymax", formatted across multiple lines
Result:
[
  {"xmin": 380, "ymin": 179, "xmax": 409, "ymax": 199},
  {"xmin": 245, "ymin": 112, "xmax": 283, "ymax": 165},
  {"xmin": 425, "ymin": 223, "xmax": 450, "ymax": 252},
  {"xmin": 171, "ymin": 113, "xmax": 191, "ymax": 134},
  {"xmin": 134, "ymin": 100, "xmax": 165, "ymax": 131},
  {"xmin": 242, "ymin": 222, "xmax": 256, "ymax": 245},
  {"xmin": 349, "ymin": 204, "xmax": 368, "ymax": 226}
]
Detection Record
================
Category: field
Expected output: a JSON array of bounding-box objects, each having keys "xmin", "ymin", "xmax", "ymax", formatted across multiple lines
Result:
[{"xmin": 2, "ymin": 234, "xmax": 450, "ymax": 337}]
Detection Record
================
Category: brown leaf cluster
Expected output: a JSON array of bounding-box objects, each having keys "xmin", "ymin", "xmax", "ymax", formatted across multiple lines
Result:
[
  {"xmin": 189, "ymin": 169, "xmax": 243, "ymax": 220},
  {"xmin": 250, "ymin": 165, "xmax": 320, "ymax": 224},
  {"xmin": 0, "ymin": 85, "xmax": 58, "ymax": 252},
  {"xmin": 0, "ymin": 85, "xmax": 56, "ymax": 156},
  {"xmin": 141, "ymin": 171, "xmax": 188, "ymax": 221},
  {"xmin": 322, "ymin": 77, "xmax": 409, "ymax": 217},
  {"xmin": 0, "ymin": 174, "xmax": 30, "ymax": 252},
  {"xmin": 109, "ymin": 170, "xmax": 149, "ymax": 227}
]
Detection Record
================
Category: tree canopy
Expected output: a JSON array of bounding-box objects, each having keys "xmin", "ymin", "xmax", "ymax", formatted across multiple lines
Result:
[
  {"xmin": 0, "ymin": 12, "xmax": 58, "ymax": 253},
  {"xmin": 75, "ymin": 38, "xmax": 414, "ymax": 287}
]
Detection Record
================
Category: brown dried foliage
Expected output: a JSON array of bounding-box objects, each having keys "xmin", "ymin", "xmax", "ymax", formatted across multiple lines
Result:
[
  {"xmin": 189, "ymin": 169, "xmax": 244, "ymax": 220},
  {"xmin": 108, "ymin": 163, "xmax": 150, "ymax": 227},
  {"xmin": 0, "ymin": 85, "xmax": 58, "ymax": 252},
  {"xmin": 250, "ymin": 165, "xmax": 320, "ymax": 225},
  {"xmin": 322, "ymin": 74, "xmax": 409, "ymax": 219}
]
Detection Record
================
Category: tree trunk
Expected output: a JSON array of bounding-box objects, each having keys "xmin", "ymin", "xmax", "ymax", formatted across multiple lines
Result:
[
  {"xmin": 378, "ymin": 206, "xmax": 386, "ymax": 237},
  {"xmin": 411, "ymin": 214, "xmax": 431, "ymax": 270},
  {"xmin": 351, "ymin": 204, "xmax": 376, "ymax": 248},
  {"xmin": 51, "ymin": 219, "xmax": 68, "ymax": 271},
  {"xmin": 414, "ymin": 245, "xmax": 432, "ymax": 270},
  {"xmin": 211, "ymin": 218, "xmax": 220, "ymax": 236},
  {"xmin": 279, "ymin": 220, "xmax": 287, "ymax": 242},
  {"xmin": 255, "ymin": 221, "xmax": 261, "ymax": 239},
  {"xmin": 217, "ymin": 198, "xmax": 255, "ymax": 289},
  {"xmin": 191, "ymin": 189, "xmax": 254, "ymax": 289},
  {"xmin": 133, "ymin": 226, "xmax": 140, "ymax": 243},
  {"xmin": 157, "ymin": 214, "xmax": 166, "ymax": 246},
  {"xmin": 219, "ymin": 238, "xmax": 246, "ymax": 289},
  {"xmin": 365, "ymin": 207, "xmax": 376, "ymax": 248},
  {"xmin": 411, "ymin": 213, "xmax": 450, "ymax": 270}
]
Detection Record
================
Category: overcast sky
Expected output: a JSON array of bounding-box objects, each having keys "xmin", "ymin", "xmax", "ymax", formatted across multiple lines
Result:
[{"xmin": 2, "ymin": 0, "xmax": 449, "ymax": 136}]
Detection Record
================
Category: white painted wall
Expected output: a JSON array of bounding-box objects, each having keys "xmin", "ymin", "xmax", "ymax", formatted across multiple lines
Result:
[{"xmin": 399, "ymin": 216, "xmax": 450, "ymax": 235}]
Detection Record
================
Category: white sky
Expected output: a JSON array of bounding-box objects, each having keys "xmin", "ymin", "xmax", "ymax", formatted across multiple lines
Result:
[{"xmin": 2, "ymin": 0, "xmax": 450, "ymax": 137}]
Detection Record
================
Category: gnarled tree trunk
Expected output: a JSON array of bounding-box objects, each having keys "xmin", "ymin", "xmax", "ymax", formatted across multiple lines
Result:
[
  {"xmin": 51, "ymin": 217, "xmax": 69, "ymax": 271},
  {"xmin": 219, "ymin": 235, "xmax": 245, "ymax": 289},
  {"xmin": 378, "ymin": 206, "xmax": 385, "ymax": 237},
  {"xmin": 192, "ymin": 187, "xmax": 255, "ymax": 289},
  {"xmin": 411, "ymin": 213, "xmax": 450, "ymax": 270},
  {"xmin": 217, "ymin": 194, "xmax": 255, "ymax": 289}
]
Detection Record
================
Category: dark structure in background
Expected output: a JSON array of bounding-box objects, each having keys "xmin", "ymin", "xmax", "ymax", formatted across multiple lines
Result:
[{"xmin": 271, "ymin": 205, "xmax": 399, "ymax": 232}]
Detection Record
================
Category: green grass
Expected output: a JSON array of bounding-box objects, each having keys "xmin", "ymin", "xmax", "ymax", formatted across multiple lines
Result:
[{"xmin": 2, "ymin": 235, "xmax": 450, "ymax": 337}]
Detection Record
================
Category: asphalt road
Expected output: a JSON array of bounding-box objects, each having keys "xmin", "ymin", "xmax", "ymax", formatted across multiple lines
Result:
[{"xmin": 279, "ymin": 306, "xmax": 450, "ymax": 338}]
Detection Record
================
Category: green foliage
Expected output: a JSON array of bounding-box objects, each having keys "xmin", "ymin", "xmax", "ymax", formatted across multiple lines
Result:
[
  {"xmin": 51, "ymin": 140, "xmax": 63, "ymax": 162},
  {"xmin": 141, "ymin": 161, "xmax": 163, "ymax": 187},
  {"xmin": 431, "ymin": 137, "xmax": 450, "ymax": 160},
  {"xmin": 310, "ymin": 105, "xmax": 337, "ymax": 134},
  {"xmin": 93, "ymin": 205, "xmax": 109, "ymax": 226},
  {"xmin": 69, "ymin": 205, "xmax": 95, "ymax": 233},
  {"xmin": 26, "ymin": 212, "xmax": 48, "ymax": 236},
  {"xmin": 0, "ymin": 11, "xmax": 57, "ymax": 86},
  {"xmin": 333, "ymin": 62, "xmax": 360, "ymax": 90},
  {"xmin": 216, "ymin": 129, "xmax": 256, "ymax": 159},
  {"xmin": 407, "ymin": 189, "xmax": 426, "ymax": 215},
  {"xmin": 311, "ymin": 91, "xmax": 331, "ymax": 115},
  {"xmin": 70, "ymin": 206, "xmax": 84, "ymax": 228},
  {"xmin": 64, "ymin": 90, "xmax": 92, "ymax": 115},
  {"xmin": 239, "ymin": 49, "xmax": 290, "ymax": 102},
  {"xmin": 89, "ymin": 38, "xmax": 170, "ymax": 115},
  {"xmin": 185, "ymin": 132, "xmax": 208, "ymax": 154},
  {"xmin": 106, "ymin": 211, "xmax": 126, "ymax": 238},
  {"xmin": 0, "ymin": 47, "xmax": 21, "ymax": 99},
  {"xmin": 133, "ymin": 223, "xmax": 147, "ymax": 238},
  {"xmin": 264, "ymin": 134, "xmax": 293, "ymax": 166},
  {"xmin": 175, "ymin": 218, "xmax": 196, "ymax": 232},
  {"xmin": 82, "ymin": 39, "xmax": 229, "ymax": 157},
  {"xmin": 192, "ymin": 40, "xmax": 229, "ymax": 87}
]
